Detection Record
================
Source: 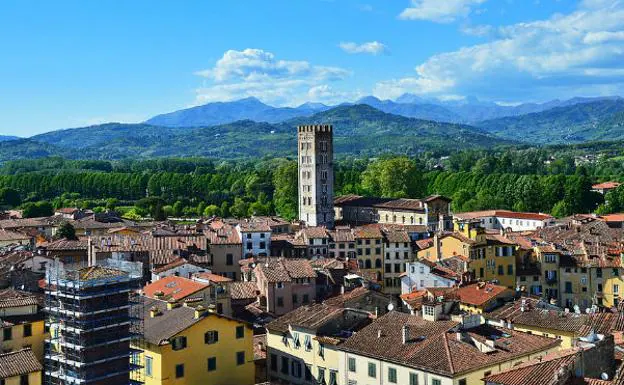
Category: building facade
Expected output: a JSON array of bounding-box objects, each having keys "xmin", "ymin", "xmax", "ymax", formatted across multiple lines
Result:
[{"xmin": 298, "ymin": 125, "xmax": 334, "ymax": 228}]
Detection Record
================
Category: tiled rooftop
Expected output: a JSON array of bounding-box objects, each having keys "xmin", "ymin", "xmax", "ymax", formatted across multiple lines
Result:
[{"xmin": 0, "ymin": 348, "xmax": 42, "ymax": 378}]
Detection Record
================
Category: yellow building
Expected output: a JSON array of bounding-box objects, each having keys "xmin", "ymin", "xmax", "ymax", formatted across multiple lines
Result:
[
  {"xmin": 417, "ymin": 220, "xmax": 519, "ymax": 289},
  {"xmin": 0, "ymin": 348, "xmax": 42, "ymax": 385},
  {"xmin": 266, "ymin": 303, "xmax": 372, "ymax": 385},
  {"xmin": 454, "ymin": 282, "xmax": 514, "ymax": 314},
  {"xmin": 591, "ymin": 266, "xmax": 624, "ymax": 309},
  {"xmin": 338, "ymin": 311, "xmax": 560, "ymax": 385},
  {"xmin": 354, "ymin": 225, "xmax": 385, "ymax": 287},
  {"xmin": 0, "ymin": 289, "xmax": 47, "ymax": 361},
  {"xmin": 139, "ymin": 297, "xmax": 255, "ymax": 385}
]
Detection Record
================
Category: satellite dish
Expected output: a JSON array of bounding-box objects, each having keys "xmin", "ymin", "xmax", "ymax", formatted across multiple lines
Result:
[
  {"xmin": 586, "ymin": 308, "xmax": 591, "ymax": 314},
  {"xmin": 387, "ymin": 303, "xmax": 395, "ymax": 311},
  {"xmin": 601, "ymin": 373, "xmax": 609, "ymax": 380}
]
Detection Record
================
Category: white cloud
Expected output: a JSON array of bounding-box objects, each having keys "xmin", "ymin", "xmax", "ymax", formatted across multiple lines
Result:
[
  {"xmin": 339, "ymin": 41, "xmax": 388, "ymax": 55},
  {"xmin": 399, "ymin": 0, "xmax": 488, "ymax": 23},
  {"xmin": 194, "ymin": 48, "xmax": 354, "ymax": 106},
  {"xmin": 376, "ymin": 0, "xmax": 624, "ymax": 101},
  {"xmin": 359, "ymin": 4, "xmax": 373, "ymax": 12},
  {"xmin": 460, "ymin": 24, "xmax": 493, "ymax": 36}
]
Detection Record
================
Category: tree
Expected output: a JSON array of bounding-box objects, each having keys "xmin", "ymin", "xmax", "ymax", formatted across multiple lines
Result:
[
  {"xmin": 0, "ymin": 188, "xmax": 21, "ymax": 207},
  {"xmin": 21, "ymin": 201, "xmax": 53, "ymax": 218},
  {"xmin": 203, "ymin": 204, "xmax": 219, "ymax": 217},
  {"xmin": 57, "ymin": 222, "xmax": 77, "ymax": 240},
  {"xmin": 272, "ymin": 161, "xmax": 298, "ymax": 220}
]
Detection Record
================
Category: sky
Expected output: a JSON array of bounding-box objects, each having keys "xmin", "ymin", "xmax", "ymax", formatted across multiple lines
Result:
[{"xmin": 1, "ymin": 0, "xmax": 623, "ymax": 136}]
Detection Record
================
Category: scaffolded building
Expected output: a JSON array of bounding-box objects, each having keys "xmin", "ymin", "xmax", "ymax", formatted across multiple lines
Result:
[{"xmin": 44, "ymin": 259, "xmax": 144, "ymax": 385}]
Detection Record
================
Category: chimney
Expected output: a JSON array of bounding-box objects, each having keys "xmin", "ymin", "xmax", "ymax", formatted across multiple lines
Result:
[
  {"xmin": 167, "ymin": 299, "xmax": 179, "ymax": 310},
  {"xmin": 377, "ymin": 330, "xmax": 382, "ymax": 338},
  {"xmin": 486, "ymin": 339, "xmax": 495, "ymax": 348},
  {"xmin": 402, "ymin": 325, "xmax": 409, "ymax": 344},
  {"xmin": 340, "ymin": 285, "xmax": 345, "ymax": 295},
  {"xmin": 149, "ymin": 306, "xmax": 161, "ymax": 318},
  {"xmin": 194, "ymin": 305, "xmax": 206, "ymax": 319},
  {"xmin": 456, "ymin": 332, "xmax": 463, "ymax": 341},
  {"xmin": 87, "ymin": 237, "xmax": 95, "ymax": 266},
  {"xmin": 434, "ymin": 233, "xmax": 441, "ymax": 260}
]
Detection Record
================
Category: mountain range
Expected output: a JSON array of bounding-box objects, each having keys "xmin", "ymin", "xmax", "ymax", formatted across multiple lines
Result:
[{"xmin": 0, "ymin": 95, "xmax": 623, "ymax": 161}]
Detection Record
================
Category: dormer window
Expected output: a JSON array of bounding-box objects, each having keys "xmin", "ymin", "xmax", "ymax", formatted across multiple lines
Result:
[
  {"xmin": 304, "ymin": 335, "xmax": 312, "ymax": 351},
  {"xmin": 293, "ymin": 332, "xmax": 301, "ymax": 349}
]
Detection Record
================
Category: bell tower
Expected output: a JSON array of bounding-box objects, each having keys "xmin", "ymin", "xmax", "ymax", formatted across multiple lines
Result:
[{"xmin": 297, "ymin": 124, "xmax": 334, "ymax": 228}]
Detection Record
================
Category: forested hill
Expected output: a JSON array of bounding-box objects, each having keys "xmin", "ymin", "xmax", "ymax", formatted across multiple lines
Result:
[
  {"xmin": 4, "ymin": 105, "xmax": 510, "ymax": 161},
  {"xmin": 476, "ymin": 99, "xmax": 624, "ymax": 144}
]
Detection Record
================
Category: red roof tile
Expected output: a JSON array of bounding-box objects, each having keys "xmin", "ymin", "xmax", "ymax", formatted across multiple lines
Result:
[{"xmin": 143, "ymin": 276, "xmax": 207, "ymax": 301}]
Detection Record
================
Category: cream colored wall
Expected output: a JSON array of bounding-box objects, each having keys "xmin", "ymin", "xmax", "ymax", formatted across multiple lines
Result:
[
  {"xmin": 513, "ymin": 324, "xmax": 575, "ymax": 349},
  {"xmin": 267, "ymin": 330, "xmax": 342, "ymax": 385},
  {"xmin": 377, "ymin": 209, "xmax": 427, "ymax": 226},
  {"xmin": 139, "ymin": 314, "xmax": 254, "ymax": 385}
]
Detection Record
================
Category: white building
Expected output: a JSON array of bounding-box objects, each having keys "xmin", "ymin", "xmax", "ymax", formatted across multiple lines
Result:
[
  {"xmin": 150, "ymin": 257, "xmax": 208, "ymax": 281},
  {"xmin": 454, "ymin": 210, "xmax": 555, "ymax": 232},
  {"xmin": 400, "ymin": 260, "xmax": 458, "ymax": 294},
  {"xmin": 236, "ymin": 221, "xmax": 271, "ymax": 257}
]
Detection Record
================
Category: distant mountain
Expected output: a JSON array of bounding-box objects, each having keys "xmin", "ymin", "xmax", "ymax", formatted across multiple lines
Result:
[
  {"xmin": 15, "ymin": 105, "xmax": 509, "ymax": 161},
  {"xmin": 355, "ymin": 96, "xmax": 461, "ymax": 122},
  {"xmin": 388, "ymin": 94, "xmax": 622, "ymax": 123},
  {"xmin": 145, "ymin": 97, "xmax": 329, "ymax": 127},
  {"xmin": 476, "ymin": 99, "xmax": 624, "ymax": 144},
  {"xmin": 0, "ymin": 135, "xmax": 19, "ymax": 142}
]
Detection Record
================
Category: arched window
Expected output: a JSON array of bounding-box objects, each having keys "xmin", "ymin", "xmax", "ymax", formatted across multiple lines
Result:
[
  {"xmin": 375, "ymin": 259, "xmax": 382, "ymax": 268},
  {"xmin": 419, "ymin": 217, "xmax": 423, "ymax": 225},
  {"xmin": 365, "ymin": 260, "xmax": 372, "ymax": 269}
]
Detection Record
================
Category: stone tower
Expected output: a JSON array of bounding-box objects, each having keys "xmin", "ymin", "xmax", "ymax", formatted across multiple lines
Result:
[{"xmin": 298, "ymin": 124, "xmax": 334, "ymax": 228}]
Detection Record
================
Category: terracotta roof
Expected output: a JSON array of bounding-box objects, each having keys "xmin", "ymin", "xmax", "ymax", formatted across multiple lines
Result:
[
  {"xmin": 400, "ymin": 290, "xmax": 427, "ymax": 309},
  {"xmin": 193, "ymin": 272, "xmax": 233, "ymax": 283},
  {"xmin": 44, "ymin": 238, "xmax": 88, "ymax": 251},
  {"xmin": 301, "ymin": 226, "xmax": 329, "ymax": 239},
  {"xmin": 485, "ymin": 233, "xmax": 519, "ymax": 245},
  {"xmin": 333, "ymin": 195, "xmax": 392, "ymax": 207},
  {"xmin": 602, "ymin": 213, "xmax": 624, "ymax": 222},
  {"xmin": 266, "ymin": 303, "xmax": 345, "ymax": 333},
  {"xmin": 143, "ymin": 276, "xmax": 207, "ymax": 301},
  {"xmin": 483, "ymin": 348, "xmax": 579, "ymax": 385},
  {"xmin": 152, "ymin": 257, "xmax": 190, "ymax": 274},
  {"xmin": 593, "ymin": 182, "xmax": 621, "ymax": 189},
  {"xmin": 256, "ymin": 258, "xmax": 316, "ymax": 283},
  {"xmin": 56, "ymin": 207, "xmax": 80, "ymax": 214},
  {"xmin": 323, "ymin": 286, "xmax": 378, "ymax": 307},
  {"xmin": 0, "ymin": 348, "xmax": 42, "ymax": 379},
  {"xmin": 382, "ymin": 228, "xmax": 411, "ymax": 243},
  {"xmin": 486, "ymin": 299, "xmax": 588, "ymax": 333},
  {"xmin": 353, "ymin": 224, "xmax": 384, "ymax": 239},
  {"xmin": 78, "ymin": 265, "xmax": 128, "ymax": 280},
  {"xmin": 373, "ymin": 198, "xmax": 425, "ymax": 211},
  {"xmin": 237, "ymin": 220, "xmax": 271, "ymax": 232},
  {"xmin": 415, "ymin": 238, "xmax": 434, "ymax": 250},
  {"xmin": 0, "ymin": 229, "xmax": 31, "ymax": 242},
  {"xmin": 0, "ymin": 289, "xmax": 40, "ymax": 309},
  {"xmin": 229, "ymin": 281, "xmax": 260, "ymax": 300},
  {"xmin": 454, "ymin": 283, "xmax": 511, "ymax": 307},
  {"xmin": 329, "ymin": 228, "xmax": 355, "ymax": 243},
  {"xmin": 206, "ymin": 224, "xmax": 241, "ymax": 244},
  {"xmin": 339, "ymin": 311, "xmax": 560, "ymax": 377},
  {"xmin": 455, "ymin": 210, "xmax": 553, "ymax": 221}
]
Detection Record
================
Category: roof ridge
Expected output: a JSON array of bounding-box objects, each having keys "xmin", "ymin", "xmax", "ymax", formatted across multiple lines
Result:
[{"xmin": 442, "ymin": 329, "xmax": 455, "ymax": 374}]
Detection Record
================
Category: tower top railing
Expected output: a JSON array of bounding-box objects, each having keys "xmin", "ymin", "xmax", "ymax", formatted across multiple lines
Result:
[{"xmin": 298, "ymin": 124, "xmax": 333, "ymax": 133}]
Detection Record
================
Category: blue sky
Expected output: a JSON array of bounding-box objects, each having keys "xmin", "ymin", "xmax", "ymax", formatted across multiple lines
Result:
[{"xmin": 1, "ymin": 0, "xmax": 622, "ymax": 136}]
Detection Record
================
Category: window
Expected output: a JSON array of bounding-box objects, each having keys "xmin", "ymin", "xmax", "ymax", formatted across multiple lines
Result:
[
  {"xmin": 304, "ymin": 334, "xmax": 312, "ymax": 351},
  {"xmin": 319, "ymin": 343, "xmax": 325, "ymax": 358},
  {"xmin": 348, "ymin": 357, "xmax": 356, "ymax": 372},
  {"xmin": 459, "ymin": 380, "xmax": 467, "ymax": 385},
  {"xmin": 171, "ymin": 336, "xmax": 187, "ymax": 350},
  {"xmin": 305, "ymin": 365, "xmax": 313, "ymax": 381},
  {"xmin": 597, "ymin": 268, "xmax": 603, "ymax": 278},
  {"xmin": 175, "ymin": 364, "xmax": 184, "ymax": 378},
  {"xmin": 236, "ymin": 351, "xmax": 245, "ymax": 365},
  {"xmin": 226, "ymin": 254, "xmax": 233, "ymax": 266},
  {"xmin": 3, "ymin": 327, "xmax": 12, "ymax": 341},
  {"xmin": 410, "ymin": 373, "xmax": 419, "ymax": 385},
  {"xmin": 598, "ymin": 283, "xmax": 603, "ymax": 292},
  {"xmin": 281, "ymin": 356, "xmax": 289, "ymax": 374},
  {"xmin": 20, "ymin": 376, "xmax": 28, "ymax": 385},
  {"xmin": 614, "ymin": 268, "xmax": 619, "ymax": 276},
  {"xmin": 293, "ymin": 332, "xmax": 301, "ymax": 349},
  {"xmin": 292, "ymin": 361, "xmax": 302, "ymax": 378},
  {"xmin": 277, "ymin": 297, "xmax": 284, "ymax": 307},
  {"xmin": 246, "ymin": 242, "xmax": 252, "ymax": 250},
  {"xmin": 204, "ymin": 330, "xmax": 219, "ymax": 344},
  {"xmin": 259, "ymin": 241, "xmax": 266, "ymax": 249},
  {"xmin": 145, "ymin": 356, "xmax": 153, "ymax": 377},
  {"xmin": 318, "ymin": 367, "xmax": 327, "ymax": 385},
  {"xmin": 303, "ymin": 294, "xmax": 310, "ymax": 304},
  {"xmin": 507, "ymin": 264, "xmax": 513, "ymax": 275},
  {"xmin": 432, "ymin": 379, "xmax": 441, "ymax": 385},
  {"xmin": 484, "ymin": 371, "xmax": 492, "ymax": 377},
  {"xmin": 615, "ymin": 284, "xmax": 620, "ymax": 294},
  {"xmin": 329, "ymin": 370, "xmax": 337, "ymax": 385},
  {"xmin": 368, "ymin": 362, "xmax": 376, "ymax": 378},
  {"xmin": 23, "ymin": 323, "xmax": 32, "ymax": 337},
  {"xmin": 207, "ymin": 357, "xmax": 217, "ymax": 372},
  {"xmin": 292, "ymin": 294, "xmax": 298, "ymax": 304},
  {"xmin": 236, "ymin": 325, "xmax": 245, "ymax": 339},
  {"xmin": 276, "ymin": 282, "xmax": 284, "ymax": 289},
  {"xmin": 270, "ymin": 354, "xmax": 278, "ymax": 371},
  {"xmin": 388, "ymin": 367, "xmax": 397, "ymax": 383},
  {"xmin": 498, "ymin": 265, "xmax": 504, "ymax": 275}
]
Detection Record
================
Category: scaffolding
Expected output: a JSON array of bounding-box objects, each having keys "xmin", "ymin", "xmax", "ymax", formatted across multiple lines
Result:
[{"xmin": 44, "ymin": 258, "xmax": 144, "ymax": 385}]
